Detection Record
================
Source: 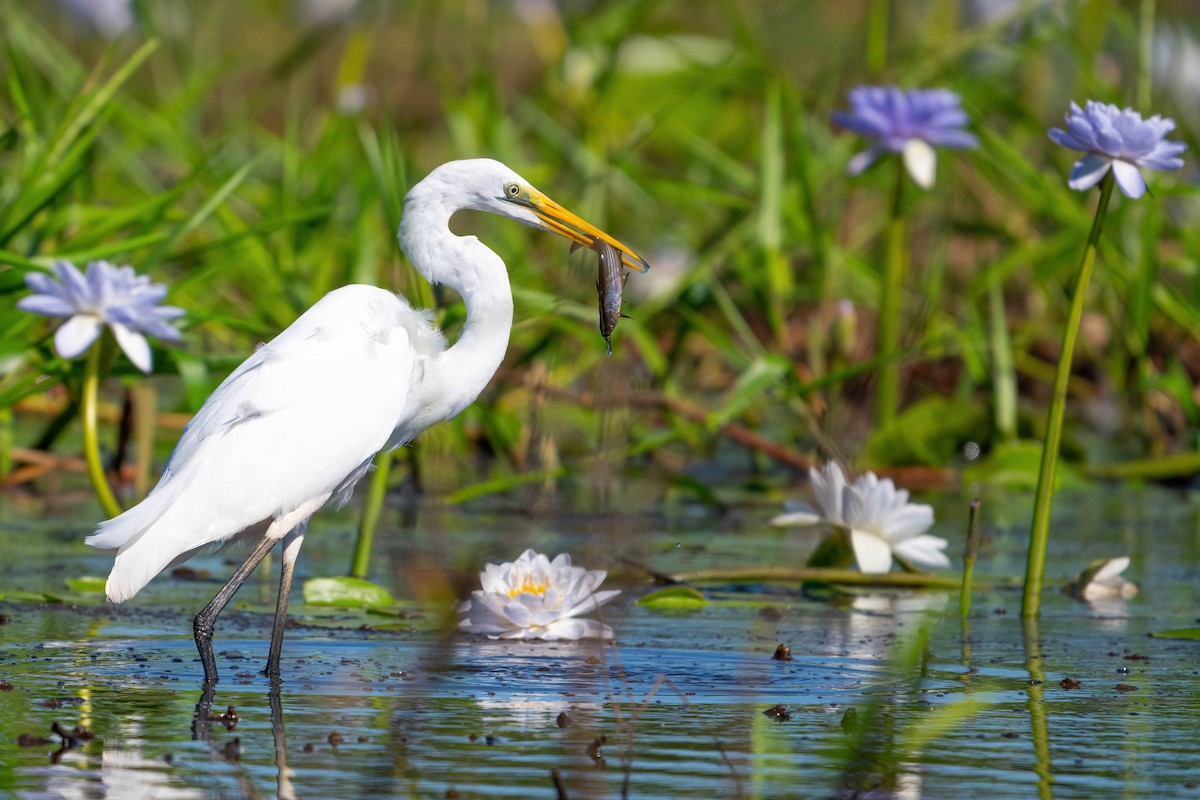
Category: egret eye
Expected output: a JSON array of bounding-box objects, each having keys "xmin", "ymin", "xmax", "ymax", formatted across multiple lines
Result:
[{"xmin": 504, "ymin": 182, "xmax": 521, "ymax": 198}]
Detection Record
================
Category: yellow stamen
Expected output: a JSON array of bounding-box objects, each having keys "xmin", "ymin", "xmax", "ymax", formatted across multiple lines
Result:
[{"xmin": 507, "ymin": 578, "xmax": 548, "ymax": 598}]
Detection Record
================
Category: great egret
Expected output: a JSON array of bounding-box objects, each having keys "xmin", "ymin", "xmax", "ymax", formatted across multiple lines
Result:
[{"xmin": 87, "ymin": 158, "xmax": 649, "ymax": 684}]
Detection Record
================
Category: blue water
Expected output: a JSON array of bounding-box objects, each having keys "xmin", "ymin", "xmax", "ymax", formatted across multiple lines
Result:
[{"xmin": 2, "ymin": 485, "xmax": 1199, "ymax": 798}]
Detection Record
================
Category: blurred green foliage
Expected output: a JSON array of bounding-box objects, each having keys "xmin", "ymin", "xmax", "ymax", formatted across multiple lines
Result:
[{"xmin": 1, "ymin": 0, "xmax": 1198, "ymax": 500}]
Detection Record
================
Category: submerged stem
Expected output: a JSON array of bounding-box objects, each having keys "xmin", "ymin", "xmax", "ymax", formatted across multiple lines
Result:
[
  {"xmin": 875, "ymin": 158, "xmax": 908, "ymax": 428},
  {"xmin": 82, "ymin": 344, "xmax": 123, "ymax": 518},
  {"xmin": 1022, "ymin": 172, "xmax": 1115, "ymax": 618}
]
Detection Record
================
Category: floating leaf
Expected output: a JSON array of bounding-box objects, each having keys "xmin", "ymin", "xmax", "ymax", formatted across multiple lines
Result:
[
  {"xmin": 1150, "ymin": 628, "xmax": 1200, "ymax": 640},
  {"xmin": 637, "ymin": 586, "xmax": 707, "ymax": 611},
  {"xmin": 0, "ymin": 589, "xmax": 65, "ymax": 603},
  {"xmin": 64, "ymin": 576, "xmax": 107, "ymax": 594},
  {"xmin": 302, "ymin": 577, "xmax": 396, "ymax": 609}
]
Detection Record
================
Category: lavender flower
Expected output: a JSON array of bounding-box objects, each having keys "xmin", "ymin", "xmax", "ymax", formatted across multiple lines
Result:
[
  {"xmin": 60, "ymin": 0, "xmax": 135, "ymax": 39},
  {"xmin": 1049, "ymin": 101, "xmax": 1187, "ymax": 199},
  {"xmin": 832, "ymin": 86, "xmax": 978, "ymax": 189},
  {"xmin": 19, "ymin": 260, "xmax": 183, "ymax": 373}
]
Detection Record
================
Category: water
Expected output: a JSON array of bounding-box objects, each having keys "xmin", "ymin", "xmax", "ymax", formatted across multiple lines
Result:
[{"xmin": 2, "ymin": 485, "xmax": 1200, "ymax": 798}]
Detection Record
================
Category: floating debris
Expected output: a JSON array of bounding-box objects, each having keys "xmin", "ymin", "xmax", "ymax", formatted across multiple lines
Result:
[
  {"xmin": 586, "ymin": 735, "xmax": 607, "ymax": 767},
  {"xmin": 763, "ymin": 704, "xmax": 792, "ymax": 722},
  {"xmin": 1115, "ymin": 684, "xmax": 1139, "ymax": 692},
  {"xmin": 209, "ymin": 705, "xmax": 238, "ymax": 730}
]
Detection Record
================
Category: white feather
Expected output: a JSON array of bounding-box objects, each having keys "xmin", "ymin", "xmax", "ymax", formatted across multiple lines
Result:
[{"xmin": 90, "ymin": 285, "xmax": 443, "ymax": 602}]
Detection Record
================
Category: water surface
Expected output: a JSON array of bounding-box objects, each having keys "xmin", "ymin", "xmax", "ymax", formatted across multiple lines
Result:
[{"xmin": 2, "ymin": 485, "xmax": 1199, "ymax": 798}]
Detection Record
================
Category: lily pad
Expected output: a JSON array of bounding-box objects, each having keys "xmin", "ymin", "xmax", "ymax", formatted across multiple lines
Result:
[
  {"xmin": 64, "ymin": 576, "xmax": 108, "ymax": 594},
  {"xmin": 1149, "ymin": 628, "xmax": 1200, "ymax": 640},
  {"xmin": 637, "ymin": 586, "xmax": 707, "ymax": 611},
  {"xmin": 0, "ymin": 589, "xmax": 65, "ymax": 604},
  {"xmin": 302, "ymin": 576, "xmax": 396, "ymax": 609}
]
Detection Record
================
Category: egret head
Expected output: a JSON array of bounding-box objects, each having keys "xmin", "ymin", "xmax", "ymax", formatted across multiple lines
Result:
[{"xmin": 407, "ymin": 159, "xmax": 649, "ymax": 274}]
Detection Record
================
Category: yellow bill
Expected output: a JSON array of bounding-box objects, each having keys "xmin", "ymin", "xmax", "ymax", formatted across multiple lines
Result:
[{"xmin": 515, "ymin": 188, "xmax": 650, "ymax": 273}]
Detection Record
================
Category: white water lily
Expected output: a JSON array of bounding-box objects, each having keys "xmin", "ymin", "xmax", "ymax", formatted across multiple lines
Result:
[
  {"xmin": 458, "ymin": 549, "xmax": 619, "ymax": 640},
  {"xmin": 771, "ymin": 462, "xmax": 949, "ymax": 574},
  {"xmin": 1068, "ymin": 557, "xmax": 1139, "ymax": 601}
]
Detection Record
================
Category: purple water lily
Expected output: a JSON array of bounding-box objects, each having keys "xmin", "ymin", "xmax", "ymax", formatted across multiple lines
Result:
[
  {"xmin": 1049, "ymin": 101, "xmax": 1187, "ymax": 198},
  {"xmin": 832, "ymin": 86, "xmax": 978, "ymax": 188},
  {"xmin": 18, "ymin": 260, "xmax": 183, "ymax": 373}
]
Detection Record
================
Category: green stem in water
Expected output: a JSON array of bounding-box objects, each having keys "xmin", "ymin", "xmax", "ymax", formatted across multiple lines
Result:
[
  {"xmin": 960, "ymin": 498, "xmax": 982, "ymax": 620},
  {"xmin": 1022, "ymin": 172, "xmax": 1115, "ymax": 618},
  {"xmin": 1022, "ymin": 616, "xmax": 1056, "ymax": 800},
  {"xmin": 351, "ymin": 450, "xmax": 392, "ymax": 579},
  {"xmin": 875, "ymin": 158, "xmax": 908, "ymax": 429},
  {"xmin": 82, "ymin": 344, "xmax": 123, "ymax": 518}
]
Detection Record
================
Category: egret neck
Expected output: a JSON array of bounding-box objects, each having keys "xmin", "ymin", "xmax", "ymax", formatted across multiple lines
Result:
[{"xmin": 398, "ymin": 197, "xmax": 515, "ymax": 422}]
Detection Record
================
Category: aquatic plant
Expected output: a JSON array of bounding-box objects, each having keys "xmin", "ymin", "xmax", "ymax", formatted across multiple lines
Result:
[
  {"xmin": 59, "ymin": 0, "xmax": 135, "ymax": 39},
  {"xmin": 458, "ymin": 549, "xmax": 619, "ymax": 640},
  {"xmin": 1066, "ymin": 557, "xmax": 1138, "ymax": 601},
  {"xmin": 832, "ymin": 86, "xmax": 978, "ymax": 189},
  {"xmin": 20, "ymin": 260, "xmax": 182, "ymax": 374},
  {"xmin": 19, "ymin": 260, "xmax": 182, "ymax": 516},
  {"xmin": 772, "ymin": 462, "xmax": 949, "ymax": 574},
  {"xmin": 1049, "ymin": 101, "xmax": 1187, "ymax": 198},
  {"xmin": 832, "ymin": 86, "xmax": 976, "ymax": 427},
  {"xmin": 1023, "ymin": 101, "xmax": 1186, "ymax": 618}
]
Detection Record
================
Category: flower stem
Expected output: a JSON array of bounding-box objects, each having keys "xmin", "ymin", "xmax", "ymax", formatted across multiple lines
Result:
[
  {"xmin": 1022, "ymin": 171, "xmax": 1115, "ymax": 618},
  {"xmin": 875, "ymin": 158, "xmax": 908, "ymax": 429},
  {"xmin": 1137, "ymin": 0, "xmax": 1156, "ymax": 110},
  {"xmin": 351, "ymin": 450, "xmax": 392, "ymax": 579},
  {"xmin": 82, "ymin": 343, "xmax": 123, "ymax": 518},
  {"xmin": 866, "ymin": 0, "xmax": 889, "ymax": 76}
]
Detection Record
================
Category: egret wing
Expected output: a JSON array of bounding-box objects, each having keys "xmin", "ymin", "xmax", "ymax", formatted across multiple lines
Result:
[{"xmin": 89, "ymin": 286, "xmax": 418, "ymax": 556}]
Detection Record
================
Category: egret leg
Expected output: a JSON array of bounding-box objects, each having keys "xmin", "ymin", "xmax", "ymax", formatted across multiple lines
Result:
[
  {"xmin": 265, "ymin": 522, "xmax": 308, "ymax": 679},
  {"xmin": 194, "ymin": 535, "xmax": 277, "ymax": 685}
]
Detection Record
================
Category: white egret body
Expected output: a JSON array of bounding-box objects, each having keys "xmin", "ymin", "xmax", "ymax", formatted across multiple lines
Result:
[{"xmin": 86, "ymin": 159, "xmax": 648, "ymax": 683}]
